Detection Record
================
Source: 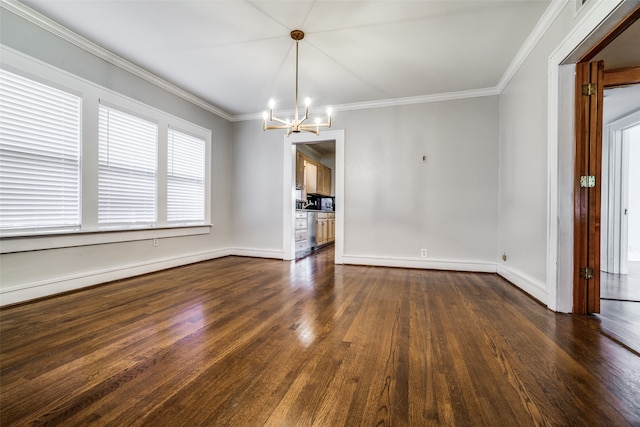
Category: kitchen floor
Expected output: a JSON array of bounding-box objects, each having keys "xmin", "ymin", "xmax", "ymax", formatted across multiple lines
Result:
[{"xmin": 597, "ymin": 261, "xmax": 640, "ymax": 354}]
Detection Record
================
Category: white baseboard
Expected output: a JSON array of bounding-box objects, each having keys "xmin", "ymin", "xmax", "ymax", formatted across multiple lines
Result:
[
  {"xmin": 497, "ymin": 264, "xmax": 548, "ymax": 305},
  {"xmin": 229, "ymin": 248, "xmax": 285, "ymax": 259},
  {"xmin": 1, "ymin": 248, "xmax": 549, "ymax": 308},
  {"xmin": 0, "ymin": 248, "xmax": 232, "ymax": 306},
  {"xmin": 341, "ymin": 254, "xmax": 497, "ymax": 273}
]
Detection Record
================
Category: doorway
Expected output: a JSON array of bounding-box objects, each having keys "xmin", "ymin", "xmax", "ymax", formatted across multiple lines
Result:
[
  {"xmin": 281, "ymin": 130, "xmax": 345, "ymax": 264},
  {"xmin": 600, "ymin": 105, "xmax": 640, "ymax": 353},
  {"xmin": 602, "ymin": 106, "xmax": 640, "ymax": 276},
  {"xmin": 570, "ymin": 5, "xmax": 640, "ymax": 315},
  {"xmin": 571, "ymin": 5, "xmax": 640, "ymax": 352}
]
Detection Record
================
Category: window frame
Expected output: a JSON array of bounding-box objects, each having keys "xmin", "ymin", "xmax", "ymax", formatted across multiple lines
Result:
[
  {"xmin": 0, "ymin": 46, "xmax": 212, "ymax": 254},
  {"xmin": 167, "ymin": 127, "xmax": 206, "ymax": 225},
  {"xmin": 0, "ymin": 67, "xmax": 83, "ymax": 234},
  {"xmin": 98, "ymin": 101, "xmax": 159, "ymax": 227}
]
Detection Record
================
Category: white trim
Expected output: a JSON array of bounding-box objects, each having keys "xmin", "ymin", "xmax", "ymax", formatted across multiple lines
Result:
[
  {"xmin": 235, "ymin": 88, "xmax": 499, "ymax": 121},
  {"xmin": 342, "ymin": 254, "xmax": 496, "ymax": 273},
  {"xmin": 0, "ymin": 226, "xmax": 211, "ymax": 254},
  {"xmin": 283, "ymin": 143, "xmax": 296, "ymax": 261},
  {"xmin": 229, "ymin": 248, "xmax": 284, "ymax": 259},
  {"xmin": 0, "ymin": 0, "xmax": 234, "ymax": 122},
  {"xmin": 283, "ymin": 130, "xmax": 345, "ymax": 264},
  {"xmin": 0, "ymin": 248, "xmax": 232, "ymax": 306},
  {"xmin": 496, "ymin": 0, "xmax": 566, "ymax": 93},
  {"xmin": 497, "ymin": 265, "xmax": 549, "ymax": 304}
]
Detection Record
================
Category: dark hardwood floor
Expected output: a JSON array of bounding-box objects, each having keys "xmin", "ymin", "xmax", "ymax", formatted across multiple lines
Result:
[
  {"xmin": 2, "ymin": 247, "xmax": 640, "ymax": 426},
  {"xmin": 598, "ymin": 261, "xmax": 640, "ymax": 354}
]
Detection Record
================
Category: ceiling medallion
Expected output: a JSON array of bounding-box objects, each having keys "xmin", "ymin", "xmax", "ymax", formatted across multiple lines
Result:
[{"xmin": 263, "ymin": 30, "xmax": 332, "ymax": 136}]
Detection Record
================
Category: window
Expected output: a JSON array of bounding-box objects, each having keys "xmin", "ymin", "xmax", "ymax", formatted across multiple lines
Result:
[
  {"xmin": 0, "ymin": 69, "xmax": 81, "ymax": 232},
  {"xmin": 0, "ymin": 49, "xmax": 212, "ymax": 251},
  {"xmin": 98, "ymin": 104, "xmax": 157, "ymax": 225},
  {"xmin": 167, "ymin": 128, "xmax": 205, "ymax": 223}
]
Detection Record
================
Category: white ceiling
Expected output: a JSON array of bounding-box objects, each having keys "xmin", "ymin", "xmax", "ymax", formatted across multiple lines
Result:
[{"xmin": 19, "ymin": 0, "xmax": 552, "ymax": 118}]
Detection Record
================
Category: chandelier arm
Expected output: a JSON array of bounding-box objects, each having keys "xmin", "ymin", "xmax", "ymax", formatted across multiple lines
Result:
[
  {"xmin": 300, "ymin": 123, "xmax": 329, "ymax": 131},
  {"xmin": 269, "ymin": 116, "xmax": 290, "ymax": 125},
  {"xmin": 264, "ymin": 124, "xmax": 294, "ymax": 130}
]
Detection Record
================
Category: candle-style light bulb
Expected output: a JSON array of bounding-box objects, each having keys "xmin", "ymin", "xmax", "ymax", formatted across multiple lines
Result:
[
  {"xmin": 268, "ymin": 99, "xmax": 275, "ymax": 109},
  {"xmin": 305, "ymin": 97, "xmax": 311, "ymax": 107}
]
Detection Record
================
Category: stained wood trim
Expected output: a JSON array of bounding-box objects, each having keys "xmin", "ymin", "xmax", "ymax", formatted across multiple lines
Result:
[
  {"xmin": 604, "ymin": 66, "xmax": 640, "ymax": 88},
  {"xmin": 574, "ymin": 62, "xmax": 590, "ymax": 314},
  {"xmin": 587, "ymin": 61, "xmax": 603, "ymax": 314},
  {"xmin": 579, "ymin": 5, "xmax": 640, "ymax": 62},
  {"xmin": 573, "ymin": 61, "xmax": 604, "ymax": 314}
]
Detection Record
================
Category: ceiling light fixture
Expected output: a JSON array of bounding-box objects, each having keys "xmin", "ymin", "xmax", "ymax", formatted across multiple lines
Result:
[{"xmin": 263, "ymin": 30, "xmax": 331, "ymax": 136}]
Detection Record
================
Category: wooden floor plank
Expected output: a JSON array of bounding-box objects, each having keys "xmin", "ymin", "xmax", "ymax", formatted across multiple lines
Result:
[{"xmin": 2, "ymin": 247, "xmax": 640, "ymax": 426}]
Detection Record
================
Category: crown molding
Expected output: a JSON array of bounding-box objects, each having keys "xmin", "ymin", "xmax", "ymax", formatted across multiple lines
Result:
[
  {"xmin": 496, "ymin": 0, "xmax": 568, "ymax": 93},
  {"xmin": 233, "ymin": 87, "xmax": 500, "ymax": 122},
  {"xmin": 0, "ymin": 0, "xmax": 234, "ymax": 122},
  {"xmin": 2, "ymin": 0, "xmax": 566, "ymax": 124}
]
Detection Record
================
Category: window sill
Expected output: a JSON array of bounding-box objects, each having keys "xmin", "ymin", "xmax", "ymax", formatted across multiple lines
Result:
[{"xmin": 0, "ymin": 225, "xmax": 212, "ymax": 254}]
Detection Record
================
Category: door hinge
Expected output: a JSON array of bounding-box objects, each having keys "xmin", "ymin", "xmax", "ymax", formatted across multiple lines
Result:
[
  {"xmin": 580, "ymin": 176, "xmax": 595, "ymax": 188},
  {"xmin": 580, "ymin": 267, "xmax": 594, "ymax": 280},
  {"xmin": 582, "ymin": 83, "xmax": 597, "ymax": 96}
]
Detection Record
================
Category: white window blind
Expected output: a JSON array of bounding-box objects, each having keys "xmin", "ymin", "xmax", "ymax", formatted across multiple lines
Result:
[
  {"xmin": 98, "ymin": 104, "xmax": 157, "ymax": 225},
  {"xmin": 167, "ymin": 128, "xmax": 205, "ymax": 223},
  {"xmin": 0, "ymin": 69, "xmax": 81, "ymax": 232}
]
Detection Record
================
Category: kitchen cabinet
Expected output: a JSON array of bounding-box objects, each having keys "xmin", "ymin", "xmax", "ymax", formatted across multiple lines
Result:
[
  {"xmin": 295, "ymin": 211, "xmax": 308, "ymax": 253},
  {"xmin": 296, "ymin": 150, "xmax": 332, "ymax": 197},
  {"xmin": 316, "ymin": 212, "xmax": 335, "ymax": 245},
  {"xmin": 316, "ymin": 164, "xmax": 332, "ymax": 196},
  {"xmin": 304, "ymin": 161, "xmax": 317, "ymax": 194},
  {"xmin": 316, "ymin": 212, "xmax": 328, "ymax": 246}
]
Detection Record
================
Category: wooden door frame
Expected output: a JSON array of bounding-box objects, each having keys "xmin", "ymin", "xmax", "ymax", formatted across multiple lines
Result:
[
  {"xmin": 573, "ymin": 60, "xmax": 604, "ymax": 314},
  {"xmin": 572, "ymin": 6, "xmax": 640, "ymax": 314}
]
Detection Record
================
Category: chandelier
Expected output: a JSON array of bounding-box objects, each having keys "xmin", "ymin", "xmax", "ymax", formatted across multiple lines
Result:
[{"xmin": 263, "ymin": 30, "xmax": 331, "ymax": 136}]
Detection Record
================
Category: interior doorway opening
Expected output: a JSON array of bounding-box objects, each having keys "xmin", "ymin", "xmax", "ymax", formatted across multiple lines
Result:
[
  {"xmin": 281, "ymin": 130, "xmax": 345, "ymax": 264},
  {"xmin": 602, "ymin": 108, "xmax": 640, "ymax": 276}
]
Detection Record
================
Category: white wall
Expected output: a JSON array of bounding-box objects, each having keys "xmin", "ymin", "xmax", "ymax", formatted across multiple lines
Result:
[
  {"xmin": 0, "ymin": 9, "xmax": 233, "ymax": 305},
  {"xmin": 233, "ymin": 96, "xmax": 500, "ymax": 271},
  {"xmin": 496, "ymin": 3, "xmax": 576, "ymax": 302},
  {"xmin": 628, "ymin": 124, "xmax": 640, "ymax": 261},
  {"xmin": 230, "ymin": 119, "xmax": 285, "ymax": 257},
  {"xmin": 498, "ymin": 0, "xmax": 629, "ymax": 310}
]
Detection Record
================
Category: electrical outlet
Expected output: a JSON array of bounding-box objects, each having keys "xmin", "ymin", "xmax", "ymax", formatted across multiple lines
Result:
[
  {"xmin": 153, "ymin": 238, "xmax": 159, "ymax": 247},
  {"xmin": 421, "ymin": 248, "xmax": 428, "ymax": 258},
  {"xmin": 421, "ymin": 155, "xmax": 428, "ymax": 163},
  {"xmin": 502, "ymin": 253, "xmax": 507, "ymax": 261}
]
